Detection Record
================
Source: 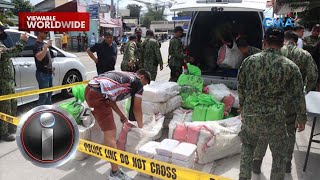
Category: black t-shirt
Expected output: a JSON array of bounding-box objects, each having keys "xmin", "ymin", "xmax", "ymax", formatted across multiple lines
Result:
[
  {"xmin": 33, "ymin": 41, "xmax": 53, "ymax": 74},
  {"xmin": 90, "ymin": 71, "xmax": 143, "ymax": 121},
  {"xmin": 90, "ymin": 41, "xmax": 117, "ymax": 74}
]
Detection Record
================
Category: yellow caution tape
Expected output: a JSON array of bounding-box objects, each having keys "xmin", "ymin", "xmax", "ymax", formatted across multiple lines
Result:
[
  {"xmin": 0, "ymin": 112, "xmax": 230, "ymax": 180},
  {"xmin": 0, "ymin": 112, "xmax": 20, "ymax": 126},
  {"xmin": 0, "ymin": 81, "xmax": 89, "ymax": 101}
]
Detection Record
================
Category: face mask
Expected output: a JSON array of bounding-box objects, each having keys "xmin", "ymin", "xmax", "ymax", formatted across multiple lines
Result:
[{"xmin": 0, "ymin": 32, "xmax": 7, "ymax": 41}]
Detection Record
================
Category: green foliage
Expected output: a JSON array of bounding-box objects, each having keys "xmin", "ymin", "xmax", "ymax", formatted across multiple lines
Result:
[
  {"xmin": 141, "ymin": 4, "xmax": 167, "ymax": 28},
  {"xmin": 11, "ymin": 0, "xmax": 34, "ymax": 16},
  {"xmin": 126, "ymin": 4, "xmax": 142, "ymax": 18},
  {"xmin": 299, "ymin": 7, "xmax": 320, "ymax": 30},
  {"xmin": 0, "ymin": 12, "xmax": 15, "ymax": 26}
]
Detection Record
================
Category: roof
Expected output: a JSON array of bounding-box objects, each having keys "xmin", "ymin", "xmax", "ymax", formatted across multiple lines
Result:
[
  {"xmin": 48, "ymin": 1, "xmax": 77, "ymax": 12},
  {"xmin": 35, "ymin": 0, "xmax": 50, "ymax": 7},
  {"xmin": 274, "ymin": 0, "xmax": 320, "ymax": 14},
  {"xmin": 0, "ymin": 0, "xmax": 14, "ymax": 9}
]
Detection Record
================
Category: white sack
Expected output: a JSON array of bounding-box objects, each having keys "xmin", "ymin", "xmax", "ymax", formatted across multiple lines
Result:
[
  {"xmin": 168, "ymin": 108, "xmax": 192, "ymax": 139},
  {"xmin": 230, "ymin": 90, "xmax": 240, "ymax": 108},
  {"xmin": 169, "ymin": 120, "xmax": 242, "ymax": 164},
  {"xmin": 217, "ymin": 42, "xmax": 244, "ymax": 69},
  {"xmin": 142, "ymin": 101, "xmax": 167, "ymax": 115},
  {"xmin": 172, "ymin": 142, "xmax": 197, "ymax": 162},
  {"xmin": 117, "ymin": 114, "xmax": 164, "ymax": 154},
  {"xmin": 156, "ymin": 139, "xmax": 180, "ymax": 157},
  {"xmin": 143, "ymin": 81, "xmax": 180, "ymax": 103}
]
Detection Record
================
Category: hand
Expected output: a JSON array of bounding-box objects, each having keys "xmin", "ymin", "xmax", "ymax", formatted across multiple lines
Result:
[
  {"xmin": 160, "ymin": 64, "xmax": 163, "ymax": 71},
  {"xmin": 296, "ymin": 122, "xmax": 306, "ymax": 132},
  {"xmin": 46, "ymin": 40, "xmax": 52, "ymax": 48},
  {"xmin": 20, "ymin": 32, "xmax": 29, "ymax": 42},
  {"xmin": 120, "ymin": 116, "xmax": 128, "ymax": 124}
]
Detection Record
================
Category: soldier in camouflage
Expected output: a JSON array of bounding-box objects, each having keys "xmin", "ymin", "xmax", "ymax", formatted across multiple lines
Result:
[
  {"xmin": 238, "ymin": 27, "xmax": 307, "ymax": 180},
  {"xmin": 121, "ymin": 35, "xmax": 138, "ymax": 72},
  {"xmin": 135, "ymin": 27, "xmax": 144, "ymax": 69},
  {"xmin": 253, "ymin": 30, "xmax": 318, "ymax": 174},
  {"xmin": 303, "ymin": 24, "xmax": 320, "ymax": 53},
  {"xmin": 0, "ymin": 25, "xmax": 28, "ymax": 141},
  {"xmin": 168, "ymin": 26, "xmax": 186, "ymax": 82},
  {"xmin": 236, "ymin": 38, "xmax": 262, "ymax": 58},
  {"xmin": 141, "ymin": 29, "xmax": 163, "ymax": 81}
]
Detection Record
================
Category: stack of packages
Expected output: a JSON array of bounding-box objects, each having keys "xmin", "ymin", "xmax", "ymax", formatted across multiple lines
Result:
[
  {"xmin": 168, "ymin": 108, "xmax": 242, "ymax": 165},
  {"xmin": 142, "ymin": 81, "xmax": 182, "ymax": 127},
  {"xmin": 207, "ymin": 83, "xmax": 240, "ymax": 109},
  {"xmin": 171, "ymin": 142, "xmax": 197, "ymax": 169},
  {"xmin": 137, "ymin": 141, "xmax": 161, "ymax": 178}
]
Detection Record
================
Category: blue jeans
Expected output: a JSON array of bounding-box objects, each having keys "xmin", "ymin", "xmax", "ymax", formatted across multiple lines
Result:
[{"xmin": 36, "ymin": 71, "xmax": 53, "ymax": 105}]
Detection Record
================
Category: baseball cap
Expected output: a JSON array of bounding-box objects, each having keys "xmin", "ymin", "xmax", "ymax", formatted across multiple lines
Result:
[{"xmin": 264, "ymin": 27, "xmax": 284, "ymax": 41}]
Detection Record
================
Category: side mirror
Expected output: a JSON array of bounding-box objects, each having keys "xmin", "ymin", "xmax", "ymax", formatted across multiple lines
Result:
[{"xmin": 50, "ymin": 49, "xmax": 58, "ymax": 58}]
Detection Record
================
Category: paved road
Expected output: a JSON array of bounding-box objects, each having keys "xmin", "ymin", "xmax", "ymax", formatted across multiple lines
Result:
[{"xmin": 1, "ymin": 41, "xmax": 320, "ymax": 180}]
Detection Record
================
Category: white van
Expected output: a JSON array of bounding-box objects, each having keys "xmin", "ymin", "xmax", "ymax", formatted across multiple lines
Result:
[{"xmin": 171, "ymin": 0, "xmax": 267, "ymax": 89}]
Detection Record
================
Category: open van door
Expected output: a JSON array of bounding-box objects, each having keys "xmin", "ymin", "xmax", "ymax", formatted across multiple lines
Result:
[{"xmin": 170, "ymin": 0, "xmax": 267, "ymax": 12}]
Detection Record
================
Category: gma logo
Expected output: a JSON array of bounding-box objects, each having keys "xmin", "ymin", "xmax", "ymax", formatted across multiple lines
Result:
[{"xmin": 262, "ymin": 18, "xmax": 294, "ymax": 28}]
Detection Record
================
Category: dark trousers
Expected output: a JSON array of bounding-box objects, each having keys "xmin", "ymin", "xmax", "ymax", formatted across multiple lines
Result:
[{"xmin": 36, "ymin": 71, "xmax": 53, "ymax": 105}]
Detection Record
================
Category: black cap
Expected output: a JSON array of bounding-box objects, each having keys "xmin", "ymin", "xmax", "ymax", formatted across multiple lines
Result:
[
  {"xmin": 236, "ymin": 37, "xmax": 249, "ymax": 48},
  {"xmin": 264, "ymin": 27, "xmax": 284, "ymax": 41},
  {"xmin": 129, "ymin": 35, "xmax": 137, "ymax": 41},
  {"xmin": 103, "ymin": 30, "xmax": 113, "ymax": 37},
  {"xmin": 174, "ymin": 26, "xmax": 184, "ymax": 33},
  {"xmin": 135, "ymin": 27, "xmax": 142, "ymax": 34}
]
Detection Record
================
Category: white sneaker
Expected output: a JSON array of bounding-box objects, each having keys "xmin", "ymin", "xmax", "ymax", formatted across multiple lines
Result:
[{"xmin": 108, "ymin": 169, "xmax": 133, "ymax": 180}]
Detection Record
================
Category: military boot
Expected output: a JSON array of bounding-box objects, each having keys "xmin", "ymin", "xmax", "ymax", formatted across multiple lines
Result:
[
  {"xmin": 252, "ymin": 159, "xmax": 263, "ymax": 174},
  {"xmin": 286, "ymin": 161, "xmax": 292, "ymax": 173},
  {"xmin": 0, "ymin": 133, "xmax": 16, "ymax": 142}
]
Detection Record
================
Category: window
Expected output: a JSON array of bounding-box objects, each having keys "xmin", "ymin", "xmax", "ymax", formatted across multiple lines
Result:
[{"xmin": 20, "ymin": 37, "xmax": 37, "ymax": 57}]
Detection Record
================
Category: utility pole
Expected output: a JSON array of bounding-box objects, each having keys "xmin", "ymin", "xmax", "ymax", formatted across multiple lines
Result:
[{"xmin": 111, "ymin": 0, "xmax": 115, "ymax": 18}]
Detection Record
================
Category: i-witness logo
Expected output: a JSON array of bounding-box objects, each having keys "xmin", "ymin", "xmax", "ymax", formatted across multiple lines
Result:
[{"xmin": 18, "ymin": 12, "xmax": 90, "ymax": 31}]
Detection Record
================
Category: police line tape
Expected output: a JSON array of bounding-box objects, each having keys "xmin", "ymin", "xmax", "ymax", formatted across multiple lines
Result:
[
  {"xmin": 0, "ymin": 111, "xmax": 230, "ymax": 180},
  {"xmin": 0, "ymin": 82, "xmax": 230, "ymax": 179},
  {"xmin": 0, "ymin": 81, "xmax": 90, "ymax": 101}
]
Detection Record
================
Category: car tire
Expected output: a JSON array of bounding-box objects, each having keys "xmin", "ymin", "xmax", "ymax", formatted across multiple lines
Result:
[{"xmin": 62, "ymin": 70, "xmax": 82, "ymax": 98}]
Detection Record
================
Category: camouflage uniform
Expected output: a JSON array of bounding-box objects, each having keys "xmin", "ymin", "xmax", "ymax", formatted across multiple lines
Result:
[
  {"xmin": 0, "ymin": 40, "xmax": 26, "ymax": 135},
  {"xmin": 169, "ymin": 37, "xmax": 185, "ymax": 82},
  {"xmin": 303, "ymin": 35, "xmax": 320, "ymax": 53},
  {"xmin": 238, "ymin": 48, "xmax": 306, "ymax": 180},
  {"xmin": 254, "ymin": 43, "xmax": 318, "ymax": 162},
  {"xmin": 121, "ymin": 41, "xmax": 137, "ymax": 72},
  {"xmin": 136, "ymin": 39, "xmax": 143, "ymax": 69},
  {"xmin": 248, "ymin": 46, "xmax": 261, "ymax": 56},
  {"xmin": 141, "ymin": 37, "xmax": 163, "ymax": 81}
]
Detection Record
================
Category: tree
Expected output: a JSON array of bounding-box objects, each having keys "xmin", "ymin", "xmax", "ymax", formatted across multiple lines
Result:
[
  {"xmin": 141, "ymin": 4, "xmax": 167, "ymax": 28},
  {"xmin": 11, "ymin": 0, "xmax": 34, "ymax": 16},
  {"xmin": 126, "ymin": 4, "xmax": 142, "ymax": 18},
  {"xmin": 0, "ymin": 11, "xmax": 15, "ymax": 26}
]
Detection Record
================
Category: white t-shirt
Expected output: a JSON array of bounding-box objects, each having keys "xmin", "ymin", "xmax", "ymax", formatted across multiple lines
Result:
[{"xmin": 297, "ymin": 38, "xmax": 303, "ymax": 49}]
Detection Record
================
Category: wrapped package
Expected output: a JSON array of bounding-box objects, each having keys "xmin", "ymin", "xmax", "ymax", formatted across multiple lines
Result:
[
  {"xmin": 171, "ymin": 154, "xmax": 195, "ymax": 168},
  {"xmin": 172, "ymin": 142, "xmax": 197, "ymax": 162},
  {"xmin": 207, "ymin": 84, "xmax": 232, "ymax": 101},
  {"xmin": 142, "ymin": 101, "xmax": 167, "ymax": 115},
  {"xmin": 217, "ymin": 42, "xmax": 244, "ymax": 69},
  {"xmin": 142, "ymin": 96, "xmax": 182, "ymax": 115},
  {"xmin": 138, "ymin": 141, "xmax": 161, "ymax": 158},
  {"xmin": 156, "ymin": 139, "xmax": 180, "ymax": 157},
  {"xmin": 117, "ymin": 114, "xmax": 164, "ymax": 153},
  {"xmin": 143, "ymin": 81, "xmax": 180, "ymax": 103},
  {"xmin": 154, "ymin": 154, "xmax": 171, "ymax": 163}
]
